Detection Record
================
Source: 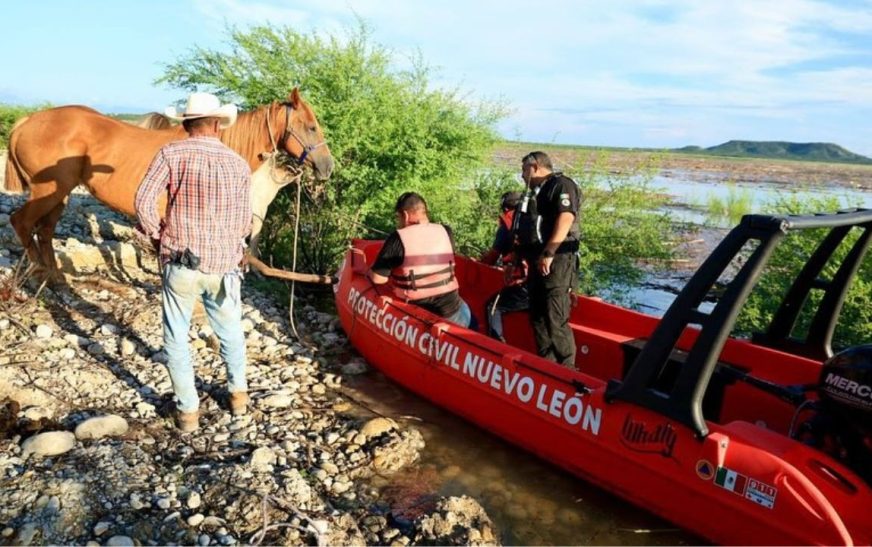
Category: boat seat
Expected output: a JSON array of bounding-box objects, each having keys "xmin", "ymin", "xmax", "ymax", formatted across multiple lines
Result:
[
  {"xmin": 571, "ymin": 323, "xmax": 636, "ymax": 344},
  {"xmin": 620, "ymin": 338, "xmax": 744, "ymax": 423}
]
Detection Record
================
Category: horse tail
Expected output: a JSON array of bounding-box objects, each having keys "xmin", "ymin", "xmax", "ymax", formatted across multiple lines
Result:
[{"xmin": 3, "ymin": 116, "xmax": 31, "ymax": 193}]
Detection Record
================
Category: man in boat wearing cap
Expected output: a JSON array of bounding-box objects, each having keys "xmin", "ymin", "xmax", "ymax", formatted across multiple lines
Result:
[
  {"xmin": 134, "ymin": 92, "xmax": 252, "ymax": 432},
  {"xmin": 369, "ymin": 192, "xmax": 475, "ymax": 328},
  {"xmin": 480, "ymin": 191, "xmax": 530, "ymax": 342},
  {"xmin": 515, "ymin": 151, "xmax": 581, "ymax": 369}
]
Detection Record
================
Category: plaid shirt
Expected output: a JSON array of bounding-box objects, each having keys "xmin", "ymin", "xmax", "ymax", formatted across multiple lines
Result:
[{"xmin": 135, "ymin": 136, "xmax": 252, "ymax": 274}]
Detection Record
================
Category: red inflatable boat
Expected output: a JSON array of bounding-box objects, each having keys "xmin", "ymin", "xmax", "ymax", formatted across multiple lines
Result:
[{"xmin": 335, "ymin": 209, "xmax": 872, "ymax": 545}]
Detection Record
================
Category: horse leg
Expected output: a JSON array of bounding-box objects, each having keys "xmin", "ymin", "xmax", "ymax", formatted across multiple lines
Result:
[
  {"xmin": 9, "ymin": 194, "xmax": 64, "ymax": 270},
  {"xmin": 34, "ymin": 198, "xmax": 69, "ymax": 283}
]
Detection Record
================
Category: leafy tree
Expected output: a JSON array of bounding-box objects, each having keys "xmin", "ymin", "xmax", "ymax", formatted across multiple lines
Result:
[
  {"xmin": 566, "ymin": 150, "xmax": 675, "ymax": 296},
  {"xmin": 157, "ymin": 23, "xmax": 506, "ymax": 273},
  {"xmin": 157, "ymin": 22, "xmax": 677, "ymax": 296},
  {"xmin": 1, "ymin": 103, "xmax": 50, "ymax": 149},
  {"xmin": 735, "ymin": 195, "xmax": 872, "ymax": 349}
]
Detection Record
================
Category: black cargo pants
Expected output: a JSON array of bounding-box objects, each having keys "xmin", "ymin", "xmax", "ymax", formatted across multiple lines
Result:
[{"xmin": 527, "ymin": 252, "xmax": 577, "ymax": 369}]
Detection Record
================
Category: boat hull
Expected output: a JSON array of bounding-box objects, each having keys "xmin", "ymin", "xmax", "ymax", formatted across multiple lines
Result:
[{"xmin": 335, "ymin": 241, "xmax": 872, "ymax": 545}]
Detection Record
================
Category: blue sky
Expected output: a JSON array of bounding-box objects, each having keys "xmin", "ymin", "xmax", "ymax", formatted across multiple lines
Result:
[{"xmin": 2, "ymin": 0, "xmax": 871, "ymax": 155}]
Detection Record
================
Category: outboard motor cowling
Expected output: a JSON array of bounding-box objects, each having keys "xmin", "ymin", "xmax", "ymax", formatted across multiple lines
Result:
[
  {"xmin": 815, "ymin": 345, "xmax": 872, "ymax": 484},
  {"xmin": 819, "ymin": 344, "xmax": 872, "ymax": 421}
]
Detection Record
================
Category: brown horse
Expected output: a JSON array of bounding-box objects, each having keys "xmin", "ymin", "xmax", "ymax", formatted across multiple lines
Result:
[{"xmin": 4, "ymin": 88, "xmax": 333, "ymax": 280}]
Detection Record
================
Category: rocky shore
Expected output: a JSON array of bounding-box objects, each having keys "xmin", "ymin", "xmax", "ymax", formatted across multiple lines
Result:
[{"xmin": 0, "ymin": 182, "xmax": 500, "ymax": 546}]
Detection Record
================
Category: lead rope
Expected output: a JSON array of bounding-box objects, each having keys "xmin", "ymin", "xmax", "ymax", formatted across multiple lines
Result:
[
  {"xmin": 288, "ymin": 173, "xmax": 302, "ymax": 339},
  {"xmin": 265, "ymin": 107, "xmax": 302, "ymax": 339}
]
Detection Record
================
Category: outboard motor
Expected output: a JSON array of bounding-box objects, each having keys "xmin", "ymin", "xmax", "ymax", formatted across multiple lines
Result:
[{"xmin": 802, "ymin": 345, "xmax": 872, "ymax": 484}]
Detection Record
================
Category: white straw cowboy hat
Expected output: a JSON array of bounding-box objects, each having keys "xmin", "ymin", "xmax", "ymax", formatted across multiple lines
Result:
[{"xmin": 165, "ymin": 92, "xmax": 238, "ymax": 129}]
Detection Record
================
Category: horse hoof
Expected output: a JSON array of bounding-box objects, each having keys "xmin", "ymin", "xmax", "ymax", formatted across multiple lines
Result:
[{"xmin": 46, "ymin": 271, "xmax": 68, "ymax": 287}]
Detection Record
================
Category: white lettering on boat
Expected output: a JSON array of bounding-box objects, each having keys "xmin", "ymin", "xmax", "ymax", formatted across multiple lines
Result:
[{"xmin": 347, "ymin": 287, "xmax": 603, "ymax": 435}]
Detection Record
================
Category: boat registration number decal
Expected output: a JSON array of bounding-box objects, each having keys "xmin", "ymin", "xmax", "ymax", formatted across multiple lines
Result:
[
  {"xmin": 714, "ymin": 466, "xmax": 777, "ymax": 509},
  {"xmin": 744, "ymin": 478, "xmax": 777, "ymax": 509}
]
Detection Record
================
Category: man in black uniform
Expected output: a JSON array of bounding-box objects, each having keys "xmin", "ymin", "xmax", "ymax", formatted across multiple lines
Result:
[{"xmin": 516, "ymin": 151, "xmax": 581, "ymax": 368}]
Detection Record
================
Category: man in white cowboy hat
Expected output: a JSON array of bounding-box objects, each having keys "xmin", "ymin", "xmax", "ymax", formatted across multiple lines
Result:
[{"xmin": 135, "ymin": 91, "xmax": 252, "ymax": 432}]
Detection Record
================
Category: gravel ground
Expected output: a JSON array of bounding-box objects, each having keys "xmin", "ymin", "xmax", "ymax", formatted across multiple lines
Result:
[{"xmin": 0, "ymin": 184, "xmax": 499, "ymax": 546}]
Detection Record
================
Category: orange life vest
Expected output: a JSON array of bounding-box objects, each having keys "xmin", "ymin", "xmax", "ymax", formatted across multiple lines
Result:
[
  {"xmin": 390, "ymin": 223, "xmax": 459, "ymax": 301},
  {"xmin": 498, "ymin": 210, "xmax": 528, "ymax": 285}
]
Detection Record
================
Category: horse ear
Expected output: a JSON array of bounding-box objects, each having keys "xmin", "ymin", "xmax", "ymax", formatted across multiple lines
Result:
[{"xmin": 288, "ymin": 88, "xmax": 301, "ymax": 109}]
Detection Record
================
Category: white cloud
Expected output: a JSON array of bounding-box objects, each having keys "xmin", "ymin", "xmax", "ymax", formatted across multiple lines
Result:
[{"xmin": 185, "ymin": 0, "xmax": 872, "ymax": 153}]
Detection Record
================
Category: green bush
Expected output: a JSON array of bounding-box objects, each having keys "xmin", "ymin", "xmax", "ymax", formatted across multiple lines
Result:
[
  {"xmin": 0, "ymin": 103, "xmax": 50, "ymax": 149},
  {"xmin": 568, "ymin": 150, "xmax": 675, "ymax": 296},
  {"xmin": 157, "ymin": 23, "xmax": 506, "ymax": 274},
  {"xmin": 735, "ymin": 194, "xmax": 872, "ymax": 349},
  {"xmin": 706, "ymin": 183, "xmax": 753, "ymax": 224},
  {"xmin": 157, "ymin": 23, "xmax": 677, "ymax": 291}
]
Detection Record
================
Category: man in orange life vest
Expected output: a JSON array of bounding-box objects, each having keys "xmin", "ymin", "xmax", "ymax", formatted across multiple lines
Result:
[
  {"xmin": 369, "ymin": 192, "xmax": 474, "ymax": 328},
  {"xmin": 480, "ymin": 191, "xmax": 529, "ymax": 341}
]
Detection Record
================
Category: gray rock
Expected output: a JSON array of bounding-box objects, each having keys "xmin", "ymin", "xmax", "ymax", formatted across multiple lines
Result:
[
  {"xmin": 93, "ymin": 521, "xmax": 111, "ymax": 536},
  {"xmin": 250, "ymin": 446, "xmax": 276, "ymax": 471},
  {"xmin": 87, "ymin": 342, "xmax": 105, "ymax": 355},
  {"xmin": 341, "ymin": 358, "xmax": 368, "ymax": 375},
  {"xmin": 105, "ymin": 535, "xmax": 135, "ymax": 546},
  {"xmin": 187, "ymin": 513, "xmax": 205, "ymax": 527},
  {"xmin": 135, "ymin": 402, "xmax": 155, "ymax": 416},
  {"xmin": 186, "ymin": 491, "xmax": 202, "ymax": 509},
  {"xmin": 15, "ymin": 523, "xmax": 38, "ymax": 545},
  {"xmin": 360, "ymin": 417, "xmax": 398, "ymax": 440},
  {"xmin": 332, "ymin": 481, "xmax": 351, "ymax": 494},
  {"xmin": 75, "ymin": 415, "xmax": 129, "ymax": 440},
  {"xmin": 64, "ymin": 333, "xmax": 88, "ymax": 346},
  {"xmin": 260, "ymin": 393, "xmax": 293, "ymax": 408},
  {"xmin": 21, "ymin": 431, "xmax": 76, "ymax": 458},
  {"xmin": 21, "ymin": 406, "xmax": 51, "ymax": 421},
  {"xmin": 120, "ymin": 338, "xmax": 136, "ymax": 356}
]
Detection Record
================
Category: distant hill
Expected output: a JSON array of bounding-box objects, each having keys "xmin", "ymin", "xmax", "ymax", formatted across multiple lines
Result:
[{"xmin": 675, "ymin": 140, "xmax": 872, "ymax": 165}]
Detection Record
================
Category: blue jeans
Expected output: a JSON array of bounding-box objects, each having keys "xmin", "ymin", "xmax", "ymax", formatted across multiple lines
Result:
[
  {"xmin": 446, "ymin": 299, "xmax": 474, "ymax": 329},
  {"xmin": 162, "ymin": 264, "xmax": 247, "ymax": 412}
]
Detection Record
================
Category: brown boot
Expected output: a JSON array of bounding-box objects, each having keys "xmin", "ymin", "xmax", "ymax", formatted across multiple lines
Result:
[
  {"xmin": 229, "ymin": 391, "xmax": 249, "ymax": 416},
  {"xmin": 176, "ymin": 410, "xmax": 199, "ymax": 433}
]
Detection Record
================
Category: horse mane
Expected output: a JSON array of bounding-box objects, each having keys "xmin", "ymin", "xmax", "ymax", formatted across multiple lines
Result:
[
  {"xmin": 136, "ymin": 112, "xmax": 173, "ymax": 130},
  {"xmin": 221, "ymin": 102, "xmax": 285, "ymax": 168}
]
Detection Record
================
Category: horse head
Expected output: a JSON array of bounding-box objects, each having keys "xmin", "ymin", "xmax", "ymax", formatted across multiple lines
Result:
[{"xmin": 278, "ymin": 88, "xmax": 334, "ymax": 181}]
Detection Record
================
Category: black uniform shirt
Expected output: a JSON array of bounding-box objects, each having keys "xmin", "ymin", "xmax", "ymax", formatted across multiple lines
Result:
[{"xmin": 536, "ymin": 172, "xmax": 581, "ymax": 253}]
